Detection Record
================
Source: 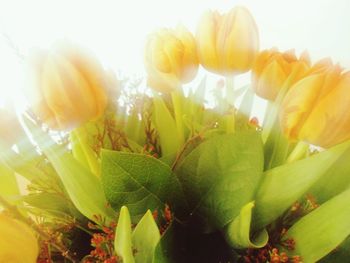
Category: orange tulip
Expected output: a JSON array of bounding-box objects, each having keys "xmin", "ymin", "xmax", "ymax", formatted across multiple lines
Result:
[
  {"xmin": 29, "ymin": 44, "xmax": 108, "ymax": 130},
  {"xmin": 280, "ymin": 61, "xmax": 350, "ymax": 148},
  {"xmin": 196, "ymin": 6, "xmax": 259, "ymax": 75},
  {"xmin": 144, "ymin": 25, "xmax": 198, "ymax": 93},
  {"xmin": 252, "ymin": 49, "xmax": 310, "ymax": 100}
]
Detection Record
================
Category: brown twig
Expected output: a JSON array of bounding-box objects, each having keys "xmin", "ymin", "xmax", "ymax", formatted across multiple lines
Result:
[{"xmin": 0, "ymin": 195, "xmax": 78, "ymax": 263}]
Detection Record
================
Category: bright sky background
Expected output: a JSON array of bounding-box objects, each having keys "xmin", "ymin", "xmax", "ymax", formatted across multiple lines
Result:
[{"xmin": 0, "ymin": 0, "xmax": 349, "ymax": 116}]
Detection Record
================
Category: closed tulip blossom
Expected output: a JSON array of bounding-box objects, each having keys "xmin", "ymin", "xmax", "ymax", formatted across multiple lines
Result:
[
  {"xmin": 144, "ymin": 25, "xmax": 198, "ymax": 93},
  {"xmin": 0, "ymin": 214, "xmax": 39, "ymax": 263},
  {"xmin": 280, "ymin": 61, "xmax": 350, "ymax": 148},
  {"xmin": 29, "ymin": 44, "xmax": 108, "ymax": 130},
  {"xmin": 196, "ymin": 6, "xmax": 259, "ymax": 75},
  {"xmin": 252, "ymin": 49, "xmax": 310, "ymax": 100}
]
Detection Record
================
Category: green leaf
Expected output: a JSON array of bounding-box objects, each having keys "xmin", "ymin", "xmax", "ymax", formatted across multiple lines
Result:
[
  {"xmin": 22, "ymin": 193, "xmax": 82, "ymax": 219},
  {"xmin": 115, "ymin": 206, "xmax": 135, "ymax": 263},
  {"xmin": 238, "ymin": 85, "xmax": 254, "ymax": 118},
  {"xmin": 285, "ymin": 187, "xmax": 350, "ymax": 263},
  {"xmin": 153, "ymin": 221, "xmax": 240, "ymax": 262},
  {"xmin": 254, "ymin": 140, "xmax": 350, "ymax": 229},
  {"xmin": 225, "ymin": 202, "xmax": 268, "ymax": 249},
  {"xmin": 132, "ymin": 210, "xmax": 160, "ymax": 263},
  {"xmin": 153, "ymin": 95, "xmax": 181, "ymax": 164},
  {"xmin": 24, "ymin": 118, "xmax": 115, "ymax": 223},
  {"xmin": 320, "ymin": 237, "xmax": 350, "ymax": 263},
  {"xmin": 309, "ymin": 147, "xmax": 350, "ymax": 204},
  {"xmin": 175, "ymin": 131, "xmax": 264, "ymax": 228},
  {"xmin": 101, "ymin": 151, "xmax": 189, "ymax": 220},
  {"xmin": 152, "ymin": 221, "xmax": 187, "ymax": 263}
]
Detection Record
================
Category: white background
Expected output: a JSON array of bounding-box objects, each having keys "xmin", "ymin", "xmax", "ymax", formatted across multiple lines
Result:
[{"xmin": 0, "ymin": 0, "xmax": 349, "ymax": 110}]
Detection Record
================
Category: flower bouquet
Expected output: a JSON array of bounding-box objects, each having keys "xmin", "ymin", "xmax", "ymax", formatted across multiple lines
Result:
[{"xmin": 1, "ymin": 5, "xmax": 350, "ymax": 263}]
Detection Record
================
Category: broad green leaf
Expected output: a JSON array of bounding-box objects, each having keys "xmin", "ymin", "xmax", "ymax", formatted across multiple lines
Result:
[
  {"xmin": 152, "ymin": 221, "xmax": 238, "ymax": 262},
  {"xmin": 101, "ymin": 151, "xmax": 189, "ymax": 220},
  {"xmin": 254, "ymin": 140, "xmax": 350, "ymax": 229},
  {"xmin": 175, "ymin": 131, "xmax": 264, "ymax": 228},
  {"xmin": 320, "ymin": 237, "xmax": 350, "ymax": 263},
  {"xmin": 132, "ymin": 210, "xmax": 160, "ymax": 263},
  {"xmin": 225, "ymin": 202, "xmax": 268, "ymax": 249},
  {"xmin": 115, "ymin": 206, "xmax": 135, "ymax": 263},
  {"xmin": 309, "ymin": 147, "xmax": 350, "ymax": 204},
  {"xmin": 153, "ymin": 96, "xmax": 181, "ymax": 164},
  {"xmin": 152, "ymin": 221, "xmax": 187, "ymax": 263},
  {"xmin": 22, "ymin": 193, "xmax": 82, "ymax": 219},
  {"xmin": 0, "ymin": 145, "xmax": 46, "ymax": 182},
  {"xmin": 24, "ymin": 118, "xmax": 114, "ymax": 223},
  {"xmin": 286, "ymin": 188, "xmax": 350, "ymax": 263}
]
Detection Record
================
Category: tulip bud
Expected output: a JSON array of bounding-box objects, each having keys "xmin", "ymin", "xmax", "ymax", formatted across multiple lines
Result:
[
  {"xmin": 0, "ymin": 214, "xmax": 39, "ymax": 262},
  {"xmin": 144, "ymin": 25, "xmax": 198, "ymax": 93},
  {"xmin": 280, "ymin": 61, "xmax": 350, "ymax": 148},
  {"xmin": 196, "ymin": 6, "xmax": 259, "ymax": 75},
  {"xmin": 28, "ymin": 44, "xmax": 108, "ymax": 130},
  {"xmin": 252, "ymin": 49, "xmax": 310, "ymax": 100}
]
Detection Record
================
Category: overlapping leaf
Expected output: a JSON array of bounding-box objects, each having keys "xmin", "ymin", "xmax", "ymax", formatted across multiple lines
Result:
[
  {"xmin": 175, "ymin": 131, "xmax": 264, "ymax": 228},
  {"xmin": 101, "ymin": 151, "xmax": 189, "ymax": 220}
]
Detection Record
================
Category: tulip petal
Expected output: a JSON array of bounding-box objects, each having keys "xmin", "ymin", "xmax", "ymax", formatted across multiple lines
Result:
[
  {"xmin": 0, "ymin": 215, "xmax": 39, "ymax": 263},
  {"xmin": 196, "ymin": 10, "xmax": 220, "ymax": 72}
]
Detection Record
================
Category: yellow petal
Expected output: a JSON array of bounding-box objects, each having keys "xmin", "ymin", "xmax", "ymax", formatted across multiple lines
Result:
[
  {"xmin": 300, "ymin": 72, "xmax": 350, "ymax": 147},
  {"xmin": 150, "ymin": 35, "xmax": 172, "ymax": 73},
  {"xmin": 0, "ymin": 215, "xmax": 39, "ymax": 263},
  {"xmin": 280, "ymin": 73, "xmax": 325, "ymax": 140},
  {"xmin": 256, "ymin": 60, "xmax": 287, "ymax": 100},
  {"xmin": 175, "ymin": 24, "xmax": 198, "ymax": 83},
  {"xmin": 220, "ymin": 6, "xmax": 259, "ymax": 73},
  {"xmin": 160, "ymin": 30, "xmax": 184, "ymax": 78},
  {"xmin": 196, "ymin": 10, "xmax": 220, "ymax": 72}
]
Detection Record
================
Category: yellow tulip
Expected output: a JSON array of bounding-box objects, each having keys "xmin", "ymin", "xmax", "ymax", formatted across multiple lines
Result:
[
  {"xmin": 252, "ymin": 49, "xmax": 310, "ymax": 100},
  {"xmin": 29, "ymin": 44, "xmax": 108, "ymax": 130},
  {"xmin": 0, "ymin": 214, "xmax": 39, "ymax": 263},
  {"xmin": 280, "ymin": 61, "xmax": 350, "ymax": 148},
  {"xmin": 144, "ymin": 25, "xmax": 198, "ymax": 93},
  {"xmin": 196, "ymin": 6, "xmax": 259, "ymax": 75}
]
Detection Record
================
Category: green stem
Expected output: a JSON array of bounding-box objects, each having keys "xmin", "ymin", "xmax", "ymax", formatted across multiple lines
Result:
[
  {"xmin": 171, "ymin": 89, "xmax": 185, "ymax": 146},
  {"xmin": 225, "ymin": 76, "xmax": 235, "ymax": 107},
  {"xmin": 286, "ymin": 141, "xmax": 310, "ymax": 163},
  {"xmin": 223, "ymin": 76, "xmax": 236, "ymax": 134}
]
